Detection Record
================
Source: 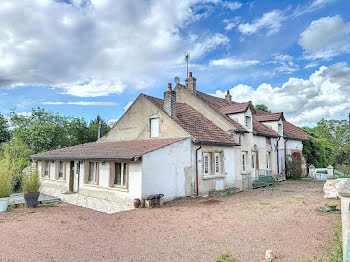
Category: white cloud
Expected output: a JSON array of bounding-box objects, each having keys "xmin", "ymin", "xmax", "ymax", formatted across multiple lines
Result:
[
  {"xmin": 213, "ymin": 62, "xmax": 350, "ymax": 126},
  {"xmin": 209, "ymin": 57, "xmax": 259, "ymax": 69},
  {"xmin": 223, "ymin": 17, "xmax": 242, "ymax": 31},
  {"xmin": 270, "ymin": 54, "xmax": 299, "ymax": 74},
  {"xmin": 42, "ymin": 101, "xmax": 117, "ymax": 106},
  {"xmin": 299, "ymin": 15, "xmax": 350, "ymax": 60},
  {"xmin": 107, "ymin": 119, "xmax": 119, "ymax": 127},
  {"xmin": 222, "ymin": 1, "xmax": 242, "ymax": 11},
  {"xmin": 0, "ymin": 0, "xmax": 227, "ymax": 96},
  {"xmin": 123, "ymin": 101, "xmax": 134, "ymax": 112},
  {"xmin": 238, "ymin": 10, "xmax": 286, "ymax": 36}
]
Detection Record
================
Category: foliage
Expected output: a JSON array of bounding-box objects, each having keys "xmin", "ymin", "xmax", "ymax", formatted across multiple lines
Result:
[
  {"xmin": 22, "ymin": 169, "xmax": 41, "ymax": 194},
  {"xmin": 335, "ymin": 164, "xmax": 350, "ymax": 178},
  {"xmin": 286, "ymin": 158, "xmax": 303, "ymax": 180},
  {"xmin": 0, "ymin": 113, "xmax": 10, "ymax": 144},
  {"xmin": 0, "ymin": 159, "xmax": 13, "ymax": 198},
  {"xmin": 215, "ymin": 254, "xmax": 239, "ymax": 262},
  {"xmin": 255, "ymin": 104, "xmax": 271, "ymax": 113},
  {"xmin": 9, "ymin": 108, "xmax": 110, "ymax": 154}
]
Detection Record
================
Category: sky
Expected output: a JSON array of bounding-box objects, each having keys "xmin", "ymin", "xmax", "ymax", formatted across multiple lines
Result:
[{"xmin": 0, "ymin": 0, "xmax": 349, "ymax": 127}]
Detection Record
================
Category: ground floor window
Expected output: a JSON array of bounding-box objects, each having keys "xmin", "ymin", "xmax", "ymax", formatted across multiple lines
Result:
[
  {"xmin": 203, "ymin": 153, "xmax": 211, "ymax": 175},
  {"xmin": 241, "ymin": 151, "xmax": 248, "ymax": 171},
  {"xmin": 44, "ymin": 161, "xmax": 50, "ymax": 177},
  {"xmin": 214, "ymin": 153, "xmax": 221, "ymax": 174},
  {"xmin": 58, "ymin": 161, "xmax": 64, "ymax": 178},
  {"xmin": 266, "ymin": 152, "xmax": 271, "ymax": 169},
  {"xmin": 88, "ymin": 162, "xmax": 99, "ymax": 183},
  {"xmin": 114, "ymin": 163, "xmax": 127, "ymax": 187}
]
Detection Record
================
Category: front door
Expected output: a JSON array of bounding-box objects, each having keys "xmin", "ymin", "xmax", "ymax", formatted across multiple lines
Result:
[{"xmin": 73, "ymin": 162, "xmax": 80, "ymax": 193}]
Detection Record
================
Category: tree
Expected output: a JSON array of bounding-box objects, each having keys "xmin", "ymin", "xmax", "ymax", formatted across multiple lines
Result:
[
  {"xmin": 255, "ymin": 104, "xmax": 271, "ymax": 113},
  {"xmin": 0, "ymin": 113, "xmax": 10, "ymax": 143}
]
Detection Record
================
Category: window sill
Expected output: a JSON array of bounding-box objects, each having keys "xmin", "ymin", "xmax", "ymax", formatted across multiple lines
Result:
[
  {"xmin": 203, "ymin": 174, "xmax": 225, "ymax": 180},
  {"xmin": 241, "ymin": 171, "xmax": 250, "ymax": 175},
  {"xmin": 84, "ymin": 183, "xmax": 129, "ymax": 192}
]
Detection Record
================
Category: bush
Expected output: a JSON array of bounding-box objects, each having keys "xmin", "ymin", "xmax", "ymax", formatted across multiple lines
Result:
[
  {"xmin": 0, "ymin": 169, "xmax": 13, "ymax": 198},
  {"xmin": 22, "ymin": 169, "xmax": 41, "ymax": 194},
  {"xmin": 286, "ymin": 159, "xmax": 303, "ymax": 180}
]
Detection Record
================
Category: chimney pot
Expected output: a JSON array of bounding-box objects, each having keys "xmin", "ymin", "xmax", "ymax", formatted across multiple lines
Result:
[
  {"xmin": 189, "ymin": 72, "xmax": 192, "ymax": 78},
  {"xmin": 168, "ymin": 83, "xmax": 172, "ymax": 91},
  {"xmin": 185, "ymin": 72, "xmax": 196, "ymax": 94},
  {"xmin": 98, "ymin": 121, "xmax": 104, "ymax": 139},
  {"xmin": 225, "ymin": 89, "xmax": 232, "ymax": 102}
]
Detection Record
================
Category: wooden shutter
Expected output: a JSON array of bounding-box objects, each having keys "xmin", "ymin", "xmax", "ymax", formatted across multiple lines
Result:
[
  {"xmin": 109, "ymin": 162, "xmax": 115, "ymax": 187},
  {"xmin": 83, "ymin": 161, "xmax": 89, "ymax": 184}
]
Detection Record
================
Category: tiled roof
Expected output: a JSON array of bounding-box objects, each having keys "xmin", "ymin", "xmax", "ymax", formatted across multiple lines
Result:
[
  {"xmin": 283, "ymin": 121, "xmax": 309, "ymax": 141},
  {"xmin": 143, "ymin": 94, "xmax": 238, "ymax": 145},
  {"xmin": 253, "ymin": 117, "xmax": 280, "ymax": 138},
  {"xmin": 30, "ymin": 137, "xmax": 187, "ymax": 161},
  {"xmin": 195, "ymin": 91, "xmax": 248, "ymax": 132},
  {"xmin": 255, "ymin": 112, "xmax": 283, "ymax": 122}
]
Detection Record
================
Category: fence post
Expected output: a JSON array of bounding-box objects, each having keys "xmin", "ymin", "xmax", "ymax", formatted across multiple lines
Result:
[
  {"xmin": 327, "ymin": 165, "xmax": 334, "ymax": 179},
  {"xmin": 308, "ymin": 164, "xmax": 315, "ymax": 178},
  {"xmin": 339, "ymin": 181, "xmax": 350, "ymax": 262}
]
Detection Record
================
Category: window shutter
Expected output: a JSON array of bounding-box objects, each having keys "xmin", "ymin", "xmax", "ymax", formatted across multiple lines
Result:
[
  {"xmin": 41, "ymin": 161, "xmax": 45, "ymax": 177},
  {"xmin": 84, "ymin": 161, "xmax": 89, "ymax": 184},
  {"xmin": 109, "ymin": 162, "xmax": 115, "ymax": 187}
]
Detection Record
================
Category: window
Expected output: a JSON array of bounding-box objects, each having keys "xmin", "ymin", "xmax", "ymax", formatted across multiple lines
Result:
[
  {"xmin": 44, "ymin": 161, "xmax": 50, "ymax": 177},
  {"xmin": 214, "ymin": 153, "xmax": 221, "ymax": 174},
  {"xmin": 278, "ymin": 123, "xmax": 282, "ymax": 134},
  {"xmin": 58, "ymin": 161, "xmax": 64, "ymax": 178},
  {"xmin": 114, "ymin": 163, "xmax": 127, "ymax": 187},
  {"xmin": 266, "ymin": 152, "xmax": 271, "ymax": 169},
  {"xmin": 251, "ymin": 152, "xmax": 256, "ymax": 169},
  {"xmin": 150, "ymin": 117, "xmax": 159, "ymax": 138},
  {"xmin": 266, "ymin": 137, "xmax": 271, "ymax": 145},
  {"xmin": 241, "ymin": 151, "xmax": 248, "ymax": 171},
  {"xmin": 245, "ymin": 116, "xmax": 252, "ymax": 129},
  {"xmin": 88, "ymin": 162, "xmax": 99, "ymax": 183},
  {"xmin": 203, "ymin": 153, "xmax": 211, "ymax": 175}
]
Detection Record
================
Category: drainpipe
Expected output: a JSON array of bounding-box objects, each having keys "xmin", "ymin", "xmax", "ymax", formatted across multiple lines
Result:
[
  {"xmin": 284, "ymin": 138, "xmax": 288, "ymax": 178},
  {"xmin": 195, "ymin": 144, "xmax": 202, "ymax": 196},
  {"xmin": 276, "ymin": 136, "xmax": 281, "ymax": 175}
]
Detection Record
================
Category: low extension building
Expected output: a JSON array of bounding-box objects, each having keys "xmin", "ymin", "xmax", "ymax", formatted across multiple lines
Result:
[{"xmin": 31, "ymin": 72, "xmax": 308, "ymax": 205}]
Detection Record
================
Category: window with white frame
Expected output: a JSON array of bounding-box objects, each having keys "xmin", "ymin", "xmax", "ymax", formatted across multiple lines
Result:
[
  {"xmin": 278, "ymin": 123, "xmax": 282, "ymax": 134},
  {"xmin": 150, "ymin": 117, "xmax": 160, "ymax": 138},
  {"xmin": 266, "ymin": 152, "xmax": 271, "ymax": 169},
  {"xmin": 214, "ymin": 153, "xmax": 221, "ymax": 174},
  {"xmin": 241, "ymin": 151, "xmax": 248, "ymax": 171},
  {"xmin": 114, "ymin": 163, "xmax": 128, "ymax": 187},
  {"xmin": 58, "ymin": 161, "xmax": 64, "ymax": 178},
  {"xmin": 203, "ymin": 153, "xmax": 211, "ymax": 175},
  {"xmin": 245, "ymin": 116, "xmax": 252, "ymax": 129},
  {"xmin": 44, "ymin": 161, "xmax": 50, "ymax": 177},
  {"xmin": 88, "ymin": 162, "xmax": 98, "ymax": 183}
]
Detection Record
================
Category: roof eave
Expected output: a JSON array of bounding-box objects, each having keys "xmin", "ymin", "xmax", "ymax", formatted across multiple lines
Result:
[{"xmin": 30, "ymin": 156, "xmax": 139, "ymax": 162}]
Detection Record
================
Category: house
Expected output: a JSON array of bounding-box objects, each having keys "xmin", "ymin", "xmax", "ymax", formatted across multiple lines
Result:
[{"xmin": 30, "ymin": 72, "xmax": 308, "ymax": 205}]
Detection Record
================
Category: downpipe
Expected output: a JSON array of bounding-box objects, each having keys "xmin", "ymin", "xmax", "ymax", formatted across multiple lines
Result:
[{"xmin": 195, "ymin": 144, "xmax": 202, "ymax": 196}]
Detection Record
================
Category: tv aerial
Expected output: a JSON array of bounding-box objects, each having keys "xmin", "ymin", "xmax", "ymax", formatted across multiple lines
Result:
[{"xmin": 184, "ymin": 52, "xmax": 190, "ymax": 78}]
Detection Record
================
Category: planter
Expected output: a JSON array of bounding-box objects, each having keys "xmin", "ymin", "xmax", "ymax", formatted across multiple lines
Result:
[
  {"xmin": 24, "ymin": 192, "xmax": 40, "ymax": 208},
  {"xmin": 325, "ymin": 204, "xmax": 337, "ymax": 212},
  {"xmin": 0, "ymin": 197, "xmax": 10, "ymax": 212},
  {"xmin": 133, "ymin": 198, "xmax": 141, "ymax": 208}
]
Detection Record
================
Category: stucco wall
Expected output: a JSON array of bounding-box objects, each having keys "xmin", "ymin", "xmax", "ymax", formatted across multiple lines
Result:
[
  {"xmin": 141, "ymin": 138, "xmax": 192, "ymax": 201},
  {"xmin": 101, "ymin": 95, "xmax": 188, "ymax": 142},
  {"xmin": 39, "ymin": 160, "xmax": 70, "ymax": 192}
]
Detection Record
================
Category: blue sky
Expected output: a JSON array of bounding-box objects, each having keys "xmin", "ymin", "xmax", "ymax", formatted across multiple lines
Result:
[{"xmin": 0, "ymin": 0, "xmax": 349, "ymax": 126}]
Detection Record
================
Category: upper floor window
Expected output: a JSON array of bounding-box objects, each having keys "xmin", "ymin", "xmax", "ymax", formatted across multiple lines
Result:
[
  {"xmin": 203, "ymin": 153, "xmax": 211, "ymax": 175},
  {"xmin": 278, "ymin": 123, "xmax": 282, "ymax": 134},
  {"xmin": 150, "ymin": 117, "xmax": 159, "ymax": 138},
  {"xmin": 266, "ymin": 137, "xmax": 271, "ymax": 145},
  {"xmin": 245, "ymin": 116, "xmax": 252, "ymax": 129}
]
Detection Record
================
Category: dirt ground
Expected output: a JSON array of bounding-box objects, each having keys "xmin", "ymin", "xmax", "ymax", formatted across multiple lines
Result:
[{"xmin": 0, "ymin": 181, "xmax": 340, "ymax": 262}]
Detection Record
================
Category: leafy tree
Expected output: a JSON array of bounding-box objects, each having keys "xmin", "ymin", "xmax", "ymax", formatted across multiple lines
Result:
[
  {"xmin": 255, "ymin": 104, "xmax": 271, "ymax": 113},
  {"xmin": 86, "ymin": 115, "xmax": 111, "ymax": 143},
  {"xmin": 0, "ymin": 113, "xmax": 10, "ymax": 143}
]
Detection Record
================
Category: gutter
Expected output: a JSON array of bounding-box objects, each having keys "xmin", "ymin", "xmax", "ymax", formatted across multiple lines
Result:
[{"xmin": 195, "ymin": 144, "xmax": 202, "ymax": 196}]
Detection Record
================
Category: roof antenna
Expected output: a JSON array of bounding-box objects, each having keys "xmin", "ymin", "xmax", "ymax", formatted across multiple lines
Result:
[{"xmin": 184, "ymin": 52, "xmax": 190, "ymax": 78}]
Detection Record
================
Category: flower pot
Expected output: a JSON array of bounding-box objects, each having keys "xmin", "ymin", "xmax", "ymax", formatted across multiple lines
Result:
[
  {"xmin": 0, "ymin": 197, "xmax": 10, "ymax": 212},
  {"xmin": 133, "ymin": 198, "xmax": 141, "ymax": 208},
  {"xmin": 24, "ymin": 192, "xmax": 40, "ymax": 208}
]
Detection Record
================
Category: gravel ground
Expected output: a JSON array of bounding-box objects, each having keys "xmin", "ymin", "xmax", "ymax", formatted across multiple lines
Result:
[{"xmin": 0, "ymin": 181, "xmax": 340, "ymax": 262}]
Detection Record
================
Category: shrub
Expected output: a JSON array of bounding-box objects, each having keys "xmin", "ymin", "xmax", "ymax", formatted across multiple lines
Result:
[
  {"xmin": 216, "ymin": 254, "xmax": 239, "ymax": 262},
  {"xmin": 0, "ymin": 169, "xmax": 13, "ymax": 198},
  {"xmin": 22, "ymin": 169, "xmax": 41, "ymax": 194},
  {"xmin": 286, "ymin": 159, "xmax": 303, "ymax": 180}
]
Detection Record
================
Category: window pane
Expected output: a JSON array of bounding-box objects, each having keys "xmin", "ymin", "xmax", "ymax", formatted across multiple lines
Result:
[
  {"xmin": 150, "ymin": 118, "xmax": 159, "ymax": 138},
  {"xmin": 122, "ymin": 163, "xmax": 127, "ymax": 186},
  {"xmin": 115, "ymin": 163, "xmax": 122, "ymax": 185},
  {"xmin": 215, "ymin": 154, "xmax": 220, "ymax": 173},
  {"xmin": 89, "ymin": 162, "xmax": 95, "ymax": 182},
  {"xmin": 59, "ymin": 161, "xmax": 64, "ymax": 177}
]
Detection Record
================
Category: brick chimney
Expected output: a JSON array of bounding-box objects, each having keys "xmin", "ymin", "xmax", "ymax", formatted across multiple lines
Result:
[
  {"xmin": 163, "ymin": 83, "xmax": 176, "ymax": 118},
  {"xmin": 98, "ymin": 121, "xmax": 104, "ymax": 140},
  {"xmin": 185, "ymin": 72, "xmax": 196, "ymax": 94},
  {"xmin": 225, "ymin": 90, "xmax": 232, "ymax": 102}
]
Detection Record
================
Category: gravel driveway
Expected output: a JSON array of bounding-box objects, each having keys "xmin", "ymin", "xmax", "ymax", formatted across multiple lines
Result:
[{"xmin": 0, "ymin": 181, "xmax": 340, "ymax": 262}]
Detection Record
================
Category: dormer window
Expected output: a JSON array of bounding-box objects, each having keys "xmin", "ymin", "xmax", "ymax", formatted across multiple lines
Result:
[
  {"xmin": 150, "ymin": 117, "xmax": 160, "ymax": 138},
  {"xmin": 245, "ymin": 116, "xmax": 252, "ymax": 130},
  {"xmin": 278, "ymin": 123, "xmax": 282, "ymax": 134}
]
